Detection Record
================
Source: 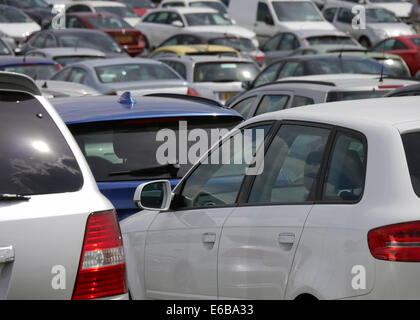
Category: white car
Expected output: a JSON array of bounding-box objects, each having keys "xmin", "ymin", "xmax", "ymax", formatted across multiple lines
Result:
[
  {"xmin": 122, "ymin": 96, "xmax": 420, "ymax": 300},
  {"xmin": 65, "ymin": 0, "xmax": 142, "ymax": 27},
  {"xmin": 159, "ymin": 0, "xmax": 229, "ymax": 15},
  {"xmin": 0, "ymin": 5, "xmax": 40, "ymax": 44},
  {"xmin": 135, "ymin": 7, "xmax": 258, "ymax": 49},
  {"xmin": 0, "ymin": 72, "xmax": 128, "ymax": 299},
  {"xmin": 323, "ymin": 1, "xmax": 415, "ymax": 47},
  {"xmin": 339, "ymin": 0, "xmax": 413, "ymax": 20},
  {"xmin": 228, "ymin": 0, "xmax": 337, "ymax": 45}
]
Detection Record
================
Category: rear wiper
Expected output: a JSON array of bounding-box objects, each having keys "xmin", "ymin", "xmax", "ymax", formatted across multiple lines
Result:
[
  {"xmin": 109, "ymin": 163, "xmax": 180, "ymax": 178},
  {"xmin": 0, "ymin": 194, "xmax": 31, "ymax": 201}
]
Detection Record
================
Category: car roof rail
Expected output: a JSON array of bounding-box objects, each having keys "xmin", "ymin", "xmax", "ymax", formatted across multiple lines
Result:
[
  {"xmin": 144, "ymin": 93, "xmax": 225, "ymax": 108},
  {"xmin": 0, "ymin": 72, "xmax": 41, "ymax": 96}
]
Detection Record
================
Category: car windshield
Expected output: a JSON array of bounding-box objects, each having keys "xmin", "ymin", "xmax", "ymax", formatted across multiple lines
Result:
[
  {"xmin": 365, "ymin": 8, "xmax": 399, "ymax": 22},
  {"xmin": 95, "ymin": 63, "xmax": 180, "ymax": 83},
  {"xmin": 190, "ymin": 1, "xmax": 228, "ymax": 15},
  {"xmin": 87, "ymin": 16, "xmax": 133, "ymax": 29},
  {"xmin": 209, "ymin": 37, "xmax": 257, "ymax": 51},
  {"xmin": 0, "ymin": 7, "xmax": 32, "ymax": 23},
  {"xmin": 185, "ymin": 12, "xmax": 231, "ymax": 25},
  {"xmin": 58, "ymin": 33, "xmax": 123, "ymax": 53},
  {"xmin": 54, "ymin": 56, "xmax": 106, "ymax": 67},
  {"xmin": 95, "ymin": 6, "xmax": 139, "ymax": 18},
  {"xmin": 309, "ymin": 58, "xmax": 395, "ymax": 75},
  {"xmin": 194, "ymin": 62, "xmax": 259, "ymax": 82},
  {"xmin": 0, "ymin": 91, "xmax": 83, "ymax": 195},
  {"xmin": 402, "ymin": 132, "xmax": 420, "ymax": 198},
  {"xmin": 2, "ymin": 64, "xmax": 60, "ymax": 80},
  {"xmin": 120, "ymin": 0, "xmax": 154, "ymax": 7},
  {"xmin": 272, "ymin": 1, "xmax": 324, "ymax": 21},
  {"xmin": 16, "ymin": 0, "xmax": 49, "ymax": 9},
  {"xmin": 70, "ymin": 117, "xmax": 241, "ymax": 182},
  {"xmin": 306, "ymin": 36, "xmax": 356, "ymax": 45},
  {"xmin": 326, "ymin": 90, "xmax": 389, "ymax": 102},
  {"xmin": 0, "ymin": 40, "xmax": 11, "ymax": 55}
]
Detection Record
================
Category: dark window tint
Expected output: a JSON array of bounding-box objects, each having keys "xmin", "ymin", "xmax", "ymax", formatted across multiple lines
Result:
[
  {"xmin": 402, "ymin": 132, "xmax": 420, "ymax": 198},
  {"xmin": 0, "ymin": 91, "xmax": 83, "ymax": 195},
  {"xmin": 323, "ymin": 132, "xmax": 366, "ymax": 201},
  {"xmin": 193, "ymin": 62, "xmax": 259, "ymax": 83},
  {"xmin": 257, "ymin": 2, "xmax": 271, "ymax": 22},
  {"xmin": 410, "ymin": 38, "xmax": 420, "ymax": 48},
  {"xmin": 2, "ymin": 64, "xmax": 60, "ymax": 80},
  {"xmin": 254, "ymin": 95, "xmax": 289, "ymax": 116},
  {"xmin": 278, "ymin": 33, "xmax": 300, "ymax": 50},
  {"xmin": 291, "ymin": 95, "xmax": 314, "ymax": 107},
  {"xmin": 143, "ymin": 12, "xmax": 157, "ymax": 22},
  {"xmin": 337, "ymin": 8, "xmax": 353, "ymax": 24},
  {"xmin": 58, "ymin": 33, "xmax": 123, "ymax": 54},
  {"xmin": 231, "ymin": 96, "xmax": 257, "ymax": 118},
  {"xmin": 253, "ymin": 61, "xmax": 284, "ymax": 87},
  {"xmin": 248, "ymin": 124, "xmax": 330, "ymax": 203},
  {"xmin": 262, "ymin": 34, "xmax": 282, "ymax": 52},
  {"xmin": 70, "ymin": 117, "xmax": 242, "ymax": 182},
  {"xmin": 323, "ymin": 7, "xmax": 337, "ymax": 22},
  {"xmin": 326, "ymin": 90, "xmax": 389, "ymax": 101}
]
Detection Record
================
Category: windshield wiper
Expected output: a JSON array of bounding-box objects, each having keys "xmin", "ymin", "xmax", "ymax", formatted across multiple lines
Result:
[
  {"xmin": 0, "ymin": 194, "xmax": 31, "ymax": 201},
  {"xmin": 109, "ymin": 163, "xmax": 180, "ymax": 178}
]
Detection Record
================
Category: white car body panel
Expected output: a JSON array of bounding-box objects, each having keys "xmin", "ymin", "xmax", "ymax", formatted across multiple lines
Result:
[{"xmin": 0, "ymin": 23, "xmax": 40, "ymax": 41}]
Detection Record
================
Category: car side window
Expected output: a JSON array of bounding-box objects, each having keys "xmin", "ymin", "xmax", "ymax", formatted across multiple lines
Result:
[
  {"xmin": 231, "ymin": 96, "xmax": 257, "ymax": 118},
  {"xmin": 181, "ymin": 35, "xmax": 201, "ymax": 45},
  {"xmin": 51, "ymin": 68, "xmax": 72, "ymax": 81},
  {"xmin": 393, "ymin": 39, "xmax": 408, "ymax": 50},
  {"xmin": 178, "ymin": 124, "xmax": 272, "ymax": 209},
  {"xmin": 163, "ymin": 2, "xmax": 184, "ymax": 7},
  {"xmin": 291, "ymin": 95, "xmax": 314, "ymax": 107},
  {"xmin": 248, "ymin": 124, "xmax": 331, "ymax": 204},
  {"xmin": 323, "ymin": 8, "xmax": 337, "ymax": 22},
  {"xmin": 31, "ymin": 33, "xmax": 47, "ymax": 48},
  {"xmin": 262, "ymin": 34, "xmax": 282, "ymax": 52},
  {"xmin": 254, "ymin": 95, "xmax": 290, "ymax": 116},
  {"xmin": 168, "ymin": 61, "xmax": 186, "ymax": 79},
  {"xmin": 44, "ymin": 34, "xmax": 57, "ymax": 48},
  {"xmin": 253, "ymin": 62, "xmax": 284, "ymax": 87},
  {"xmin": 257, "ymin": 2, "xmax": 273, "ymax": 23},
  {"xmin": 277, "ymin": 61, "xmax": 301, "ymax": 78},
  {"xmin": 67, "ymin": 67, "xmax": 87, "ymax": 84},
  {"xmin": 155, "ymin": 12, "xmax": 170, "ymax": 24},
  {"xmin": 278, "ymin": 33, "xmax": 300, "ymax": 50},
  {"xmin": 143, "ymin": 12, "xmax": 157, "ymax": 23},
  {"xmin": 167, "ymin": 12, "xmax": 183, "ymax": 25},
  {"xmin": 337, "ymin": 8, "xmax": 353, "ymax": 24},
  {"xmin": 66, "ymin": 5, "xmax": 91, "ymax": 13},
  {"xmin": 371, "ymin": 39, "xmax": 395, "ymax": 52},
  {"xmin": 66, "ymin": 16, "xmax": 84, "ymax": 28},
  {"xmin": 323, "ymin": 132, "xmax": 366, "ymax": 202}
]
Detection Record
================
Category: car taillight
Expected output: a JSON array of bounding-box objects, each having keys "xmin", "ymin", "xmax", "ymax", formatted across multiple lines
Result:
[
  {"xmin": 188, "ymin": 88, "xmax": 201, "ymax": 96},
  {"xmin": 72, "ymin": 210, "xmax": 127, "ymax": 300},
  {"xmin": 57, "ymin": 64, "xmax": 63, "ymax": 70},
  {"xmin": 107, "ymin": 92, "xmax": 118, "ymax": 96},
  {"xmin": 368, "ymin": 221, "xmax": 420, "ymax": 262},
  {"xmin": 256, "ymin": 54, "xmax": 265, "ymax": 61}
]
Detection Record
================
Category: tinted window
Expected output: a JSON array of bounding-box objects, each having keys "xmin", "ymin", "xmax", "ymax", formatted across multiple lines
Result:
[
  {"xmin": 279, "ymin": 33, "xmax": 300, "ymax": 50},
  {"xmin": 272, "ymin": 1, "xmax": 324, "ymax": 21},
  {"xmin": 326, "ymin": 90, "xmax": 389, "ymax": 101},
  {"xmin": 87, "ymin": 16, "xmax": 133, "ymax": 29},
  {"xmin": 323, "ymin": 7, "xmax": 337, "ymax": 22},
  {"xmin": 291, "ymin": 95, "xmax": 314, "ymax": 107},
  {"xmin": 95, "ymin": 6, "xmax": 138, "ymax": 18},
  {"xmin": 371, "ymin": 39, "xmax": 396, "ymax": 52},
  {"xmin": 54, "ymin": 55, "xmax": 105, "ymax": 67},
  {"xmin": 262, "ymin": 34, "xmax": 282, "ymax": 52},
  {"xmin": 179, "ymin": 124, "xmax": 271, "ymax": 208},
  {"xmin": 58, "ymin": 33, "xmax": 123, "ymax": 53},
  {"xmin": 143, "ymin": 12, "xmax": 157, "ymax": 22},
  {"xmin": 306, "ymin": 36, "xmax": 355, "ymax": 46},
  {"xmin": 402, "ymin": 132, "xmax": 420, "ymax": 198},
  {"xmin": 185, "ymin": 12, "xmax": 231, "ymax": 26},
  {"xmin": 71, "ymin": 117, "xmax": 242, "ymax": 182},
  {"xmin": 2, "ymin": 64, "xmax": 60, "ymax": 80},
  {"xmin": 67, "ymin": 67, "xmax": 87, "ymax": 83},
  {"xmin": 0, "ymin": 39, "xmax": 11, "ymax": 55},
  {"xmin": 231, "ymin": 96, "xmax": 257, "ymax": 118},
  {"xmin": 253, "ymin": 61, "xmax": 284, "ymax": 87},
  {"xmin": 0, "ymin": 7, "xmax": 32, "ymax": 22},
  {"xmin": 248, "ymin": 124, "xmax": 330, "ymax": 203},
  {"xmin": 337, "ymin": 8, "xmax": 353, "ymax": 23},
  {"xmin": 323, "ymin": 133, "xmax": 366, "ymax": 201},
  {"xmin": 194, "ymin": 62, "xmax": 259, "ymax": 83},
  {"xmin": 254, "ymin": 95, "xmax": 289, "ymax": 116},
  {"xmin": 257, "ymin": 2, "xmax": 271, "ymax": 22},
  {"xmin": 278, "ymin": 61, "xmax": 304, "ymax": 77},
  {"xmin": 0, "ymin": 91, "xmax": 83, "ymax": 195}
]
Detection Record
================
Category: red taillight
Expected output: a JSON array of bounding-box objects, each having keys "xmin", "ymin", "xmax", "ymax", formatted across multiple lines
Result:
[
  {"xmin": 377, "ymin": 85, "xmax": 403, "ymax": 89},
  {"xmin": 72, "ymin": 210, "xmax": 127, "ymax": 300},
  {"xmin": 368, "ymin": 221, "xmax": 420, "ymax": 262},
  {"xmin": 188, "ymin": 88, "xmax": 201, "ymax": 96},
  {"xmin": 57, "ymin": 64, "xmax": 63, "ymax": 70},
  {"xmin": 256, "ymin": 54, "xmax": 266, "ymax": 61},
  {"xmin": 107, "ymin": 92, "xmax": 118, "ymax": 96}
]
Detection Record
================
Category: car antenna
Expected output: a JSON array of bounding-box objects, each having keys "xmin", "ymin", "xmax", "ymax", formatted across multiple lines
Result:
[
  {"xmin": 42, "ymin": 81, "xmax": 48, "ymax": 88},
  {"xmin": 379, "ymin": 48, "xmax": 385, "ymax": 83}
]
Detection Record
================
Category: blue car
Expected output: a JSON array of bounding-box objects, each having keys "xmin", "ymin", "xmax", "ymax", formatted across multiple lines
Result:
[{"xmin": 53, "ymin": 93, "xmax": 243, "ymax": 220}]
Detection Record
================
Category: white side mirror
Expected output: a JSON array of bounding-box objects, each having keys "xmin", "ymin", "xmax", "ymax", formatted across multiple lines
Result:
[
  {"xmin": 133, "ymin": 180, "xmax": 172, "ymax": 211},
  {"xmin": 171, "ymin": 20, "xmax": 184, "ymax": 28}
]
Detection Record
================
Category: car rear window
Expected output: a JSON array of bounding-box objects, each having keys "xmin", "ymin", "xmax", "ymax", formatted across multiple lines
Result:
[
  {"xmin": 402, "ymin": 132, "xmax": 420, "ymax": 198},
  {"xmin": 69, "ymin": 116, "xmax": 242, "ymax": 182},
  {"xmin": 0, "ymin": 91, "xmax": 83, "ymax": 195},
  {"xmin": 326, "ymin": 90, "xmax": 389, "ymax": 102},
  {"xmin": 2, "ymin": 64, "xmax": 60, "ymax": 80},
  {"xmin": 306, "ymin": 36, "xmax": 355, "ymax": 46},
  {"xmin": 194, "ymin": 62, "xmax": 259, "ymax": 83}
]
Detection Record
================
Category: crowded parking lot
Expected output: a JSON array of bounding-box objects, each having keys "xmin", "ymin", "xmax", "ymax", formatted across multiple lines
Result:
[{"xmin": 3, "ymin": 0, "xmax": 420, "ymax": 302}]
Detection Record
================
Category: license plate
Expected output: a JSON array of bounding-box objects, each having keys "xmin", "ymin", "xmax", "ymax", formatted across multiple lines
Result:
[
  {"xmin": 117, "ymin": 35, "xmax": 133, "ymax": 43},
  {"xmin": 219, "ymin": 92, "xmax": 237, "ymax": 100}
]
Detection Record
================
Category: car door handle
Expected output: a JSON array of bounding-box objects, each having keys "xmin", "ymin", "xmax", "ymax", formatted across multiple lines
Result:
[
  {"xmin": 278, "ymin": 233, "xmax": 295, "ymax": 245},
  {"xmin": 0, "ymin": 246, "xmax": 14, "ymax": 264},
  {"xmin": 202, "ymin": 232, "xmax": 216, "ymax": 244}
]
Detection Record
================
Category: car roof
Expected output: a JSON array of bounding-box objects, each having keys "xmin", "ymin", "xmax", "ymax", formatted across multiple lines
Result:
[
  {"xmin": 43, "ymin": 28, "xmax": 114, "ymax": 36},
  {"xmin": 153, "ymin": 44, "xmax": 239, "ymax": 54},
  {"xmin": 52, "ymin": 95, "xmax": 242, "ymax": 124},
  {"xmin": 323, "ymin": 0, "xmax": 386, "ymax": 9},
  {"xmin": 68, "ymin": 57, "xmax": 165, "ymax": 68},
  {"xmin": 28, "ymin": 47, "xmax": 106, "ymax": 57},
  {"xmin": 159, "ymin": 54, "xmax": 254, "ymax": 63},
  {"xmin": 249, "ymin": 96, "xmax": 420, "ymax": 128},
  {"xmin": 67, "ymin": 12, "xmax": 120, "ymax": 18},
  {"xmin": 275, "ymin": 29, "xmax": 349, "ymax": 39},
  {"xmin": 295, "ymin": 44, "xmax": 364, "ymax": 52},
  {"xmin": 163, "ymin": 32, "xmax": 249, "ymax": 41},
  {"xmin": 73, "ymin": 1, "xmax": 126, "ymax": 7},
  {"xmin": 0, "ymin": 56, "xmax": 57, "ymax": 65},
  {"xmin": 275, "ymin": 54, "xmax": 378, "ymax": 62},
  {"xmin": 149, "ymin": 7, "xmax": 218, "ymax": 14}
]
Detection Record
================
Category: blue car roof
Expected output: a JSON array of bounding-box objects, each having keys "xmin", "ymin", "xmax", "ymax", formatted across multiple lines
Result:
[{"xmin": 52, "ymin": 95, "xmax": 243, "ymax": 125}]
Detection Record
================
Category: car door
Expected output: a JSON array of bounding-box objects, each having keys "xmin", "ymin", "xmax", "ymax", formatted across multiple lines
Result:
[
  {"xmin": 335, "ymin": 8, "xmax": 356, "ymax": 38},
  {"xmin": 254, "ymin": 2, "xmax": 276, "ymax": 45},
  {"xmin": 144, "ymin": 123, "xmax": 272, "ymax": 299},
  {"xmin": 218, "ymin": 122, "xmax": 333, "ymax": 299}
]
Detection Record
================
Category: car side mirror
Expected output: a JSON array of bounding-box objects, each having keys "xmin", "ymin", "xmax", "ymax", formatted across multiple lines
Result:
[
  {"xmin": 264, "ymin": 14, "xmax": 274, "ymax": 25},
  {"xmin": 171, "ymin": 20, "xmax": 184, "ymax": 28},
  {"xmin": 133, "ymin": 180, "xmax": 172, "ymax": 211}
]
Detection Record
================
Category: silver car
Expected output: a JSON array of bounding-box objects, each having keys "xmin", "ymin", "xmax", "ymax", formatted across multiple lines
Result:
[
  {"xmin": 50, "ymin": 57, "xmax": 190, "ymax": 95},
  {"xmin": 0, "ymin": 72, "xmax": 128, "ymax": 299},
  {"xmin": 157, "ymin": 55, "xmax": 260, "ymax": 103},
  {"xmin": 26, "ymin": 47, "xmax": 106, "ymax": 67},
  {"xmin": 36, "ymin": 79, "xmax": 102, "ymax": 98},
  {"xmin": 322, "ymin": 1, "xmax": 415, "ymax": 47}
]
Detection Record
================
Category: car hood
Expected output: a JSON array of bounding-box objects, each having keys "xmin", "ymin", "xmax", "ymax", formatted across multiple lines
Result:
[
  {"xmin": 278, "ymin": 21, "xmax": 337, "ymax": 31},
  {"xmin": 0, "ymin": 22, "xmax": 41, "ymax": 40},
  {"xmin": 368, "ymin": 23, "xmax": 415, "ymax": 37},
  {"xmin": 372, "ymin": 2, "xmax": 412, "ymax": 18},
  {"xmin": 187, "ymin": 25, "xmax": 256, "ymax": 39}
]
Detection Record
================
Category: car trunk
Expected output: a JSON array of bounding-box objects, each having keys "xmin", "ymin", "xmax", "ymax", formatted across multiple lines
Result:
[{"xmin": 103, "ymin": 80, "xmax": 189, "ymax": 95}]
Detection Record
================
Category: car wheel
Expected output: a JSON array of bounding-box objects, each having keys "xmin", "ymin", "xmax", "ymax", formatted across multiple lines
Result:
[{"xmin": 359, "ymin": 37, "xmax": 371, "ymax": 48}]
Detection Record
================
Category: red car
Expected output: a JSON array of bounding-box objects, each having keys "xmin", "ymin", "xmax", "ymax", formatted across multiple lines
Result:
[
  {"xmin": 113, "ymin": 0, "xmax": 155, "ymax": 16},
  {"xmin": 66, "ymin": 12, "xmax": 146, "ymax": 56},
  {"xmin": 370, "ymin": 35, "xmax": 420, "ymax": 77}
]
